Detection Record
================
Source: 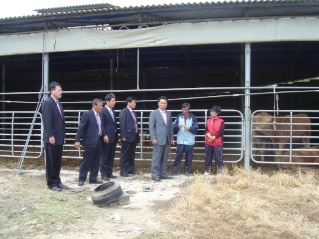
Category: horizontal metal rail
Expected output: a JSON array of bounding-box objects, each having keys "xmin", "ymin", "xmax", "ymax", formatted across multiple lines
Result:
[{"xmin": 251, "ymin": 110, "xmax": 319, "ymax": 166}]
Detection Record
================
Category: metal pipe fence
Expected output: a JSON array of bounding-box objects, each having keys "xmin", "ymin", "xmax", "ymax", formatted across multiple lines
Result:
[
  {"xmin": 0, "ymin": 109, "xmax": 244, "ymax": 165},
  {"xmin": 251, "ymin": 110, "xmax": 319, "ymax": 166}
]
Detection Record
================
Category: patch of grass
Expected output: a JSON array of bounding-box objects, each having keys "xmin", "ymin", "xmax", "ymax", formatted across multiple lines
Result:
[
  {"xmin": 0, "ymin": 172, "xmax": 96, "ymax": 238},
  {"xmin": 166, "ymin": 166, "xmax": 319, "ymax": 239}
]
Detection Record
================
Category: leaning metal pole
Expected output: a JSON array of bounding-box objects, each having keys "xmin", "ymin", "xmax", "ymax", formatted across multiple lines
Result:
[{"xmin": 244, "ymin": 43, "xmax": 251, "ymax": 170}]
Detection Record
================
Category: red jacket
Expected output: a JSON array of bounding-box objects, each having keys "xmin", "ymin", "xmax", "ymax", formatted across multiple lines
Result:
[{"xmin": 205, "ymin": 117, "xmax": 225, "ymax": 146}]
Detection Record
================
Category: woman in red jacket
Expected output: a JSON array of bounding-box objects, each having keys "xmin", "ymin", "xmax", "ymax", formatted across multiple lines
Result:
[{"xmin": 204, "ymin": 105, "xmax": 225, "ymax": 175}]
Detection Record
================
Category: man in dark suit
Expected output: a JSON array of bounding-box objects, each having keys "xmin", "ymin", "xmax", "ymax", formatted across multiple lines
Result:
[
  {"xmin": 119, "ymin": 96, "xmax": 141, "ymax": 177},
  {"xmin": 74, "ymin": 98, "xmax": 106, "ymax": 186},
  {"xmin": 42, "ymin": 81, "xmax": 67, "ymax": 191},
  {"xmin": 149, "ymin": 96, "xmax": 175, "ymax": 181},
  {"xmin": 100, "ymin": 93, "xmax": 118, "ymax": 181}
]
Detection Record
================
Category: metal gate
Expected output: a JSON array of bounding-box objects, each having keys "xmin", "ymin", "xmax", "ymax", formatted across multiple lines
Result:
[
  {"xmin": 251, "ymin": 110, "xmax": 319, "ymax": 166},
  {"xmin": 0, "ymin": 111, "xmax": 43, "ymax": 158},
  {"xmin": 0, "ymin": 109, "xmax": 244, "ymax": 164}
]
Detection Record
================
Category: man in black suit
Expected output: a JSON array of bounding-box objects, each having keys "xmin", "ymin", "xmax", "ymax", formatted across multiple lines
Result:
[
  {"xmin": 100, "ymin": 93, "xmax": 118, "ymax": 181},
  {"xmin": 42, "ymin": 81, "xmax": 67, "ymax": 191},
  {"xmin": 119, "ymin": 96, "xmax": 140, "ymax": 177},
  {"xmin": 75, "ymin": 98, "xmax": 106, "ymax": 186}
]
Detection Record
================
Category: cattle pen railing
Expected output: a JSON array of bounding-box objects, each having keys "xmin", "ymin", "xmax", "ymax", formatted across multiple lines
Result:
[
  {"xmin": 1, "ymin": 109, "xmax": 318, "ymax": 169},
  {"xmin": 251, "ymin": 110, "xmax": 319, "ymax": 166},
  {"xmin": 0, "ymin": 109, "xmax": 244, "ymax": 165}
]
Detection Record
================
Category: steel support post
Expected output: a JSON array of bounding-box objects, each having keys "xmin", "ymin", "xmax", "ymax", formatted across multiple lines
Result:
[
  {"xmin": 2, "ymin": 64, "xmax": 5, "ymax": 111},
  {"xmin": 43, "ymin": 53, "xmax": 49, "ymax": 100},
  {"xmin": 110, "ymin": 58, "xmax": 113, "ymax": 91},
  {"xmin": 244, "ymin": 43, "xmax": 251, "ymax": 169},
  {"xmin": 137, "ymin": 48, "xmax": 140, "ymax": 90}
]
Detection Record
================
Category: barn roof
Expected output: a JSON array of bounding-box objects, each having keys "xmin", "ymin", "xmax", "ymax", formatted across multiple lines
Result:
[{"xmin": 1, "ymin": 0, "xmax": 319, "ymax": 34}]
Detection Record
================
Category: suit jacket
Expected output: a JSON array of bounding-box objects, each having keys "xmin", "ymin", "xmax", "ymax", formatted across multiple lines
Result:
[
  {"xmin": 75, "ymin": 109, "xmax": 102, "ymax": 148},
  {"xmin": 42, "ymin": 96, "xmax": 66, "ymax": 145},
  {"xmin": 149, "ymin": 108, "xmax": 174, "ymax": 145},
  {"xmin": 101, "ymin": 106, "xmax": 118, "ymax": 143},
  {"xmin": 119, "ymin": 107, "xmax": 141, "ymax": 143}
]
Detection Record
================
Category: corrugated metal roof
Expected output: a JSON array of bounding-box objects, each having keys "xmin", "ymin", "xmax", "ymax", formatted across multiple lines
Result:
[
  {"xmin": 1, "ymin": 0, "xmax": 319, "ymax": 21},
  {"xmin": 1, "ymin": 0, "xmax": 319, "ymax": 35},
  {"xmin": 34, "ymin": 3, "xmax": 119, "ymax": 13}
]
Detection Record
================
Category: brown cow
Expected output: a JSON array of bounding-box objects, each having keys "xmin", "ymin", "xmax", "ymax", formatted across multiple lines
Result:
[
  {"xmin": 252, "ymin": 112, "xmax": 311, "ymax": 161},
  {"xmin": 277, "ymin": 146, "xmax": 319, "ymax": 167}
]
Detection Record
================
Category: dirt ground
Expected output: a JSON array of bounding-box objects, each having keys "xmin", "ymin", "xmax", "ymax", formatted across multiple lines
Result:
[{"xmin": 0, "ymin": 157, "xmax": 194, "ymax": 239}]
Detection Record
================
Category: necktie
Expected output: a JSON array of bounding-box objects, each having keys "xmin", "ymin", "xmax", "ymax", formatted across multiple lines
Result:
[
  {"xmin": 110, "ymin": 109, "xmax": 114, "ymax": 122},
  {"xmin": 161, "ymin": 110, "xmax": 167, "ymax": 125},
  {"xmin": 56, "ymin": 101, "xmax": 63, "ymax": 118},
  {"xmin": 96, "ymin": 114, "xmax": 102, "ymax": 136},
  {"xmin": 131, "ymin": 111, "xmax": 138, "ymax": 133}
]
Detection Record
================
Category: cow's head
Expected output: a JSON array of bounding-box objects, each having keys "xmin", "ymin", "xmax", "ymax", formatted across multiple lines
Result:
[{"xmin": 252, "ymin": 112, "xmax": 273, "ymax": 130}]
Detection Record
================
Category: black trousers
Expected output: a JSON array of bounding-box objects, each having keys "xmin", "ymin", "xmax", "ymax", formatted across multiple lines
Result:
[
  {"xmin": 171, "ymin": 144, "xmax": 194, "ymax": 173},
  {"xmin": 79, "ymin": 138, "xmax": 102, "ymax": 182},
  {"xmin": 119, "ymin": 141, "xmax": 137, "ymax": 174},
  {"xmin": 45, "ymin": 143, "xmax": 63, "ymax": 187},
  {"xmin": 100, "ymin": 133, "xmax": 117, "ymax": 177}
]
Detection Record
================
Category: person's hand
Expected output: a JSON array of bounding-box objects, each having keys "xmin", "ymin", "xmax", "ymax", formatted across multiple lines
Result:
[
  {"xmin": 178, "ymin": 124, "xmax": 183, "ymax": 128},
  {"xmin": 171, "ymin": 140, "xmax": 175, "ymax": 145},
  {"xmin": 74, "ymin": 142, "xmax": 80, "ymax": 149},
  {"xmin": 184, "ymin": 126, "xmax": 190, "ymax": 131},
  {"xmin": 152, "ymin": 139, "xmax": 157, "ymax": 145},
  {"xmin": 121, "ymin": 138, "xmax": 126, "ymax": 141},
  {"xmin": 103, "ymin": 136, "xmax": 109, "ymax": 143},
  {"xmin": 49, "ymin": 136, "xmax": 55, "ymax": 145}
]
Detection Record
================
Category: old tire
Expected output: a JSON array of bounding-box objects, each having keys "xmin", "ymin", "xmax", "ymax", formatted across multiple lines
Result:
[{"xmin": 91, "ymin": 182, "xmax": 123, "ymax": 206}]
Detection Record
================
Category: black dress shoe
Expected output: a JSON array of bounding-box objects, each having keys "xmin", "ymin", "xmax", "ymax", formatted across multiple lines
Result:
[
  {"xmin": 78, "ymin": 181, "xmax": 84, "ymax": 186},
  {"xmin": 152, "ymin": 177, "xmax": 161, "ymax": 182},
  {"xmin": 58, "ymin": 183, "xmax": 69, "ymax": 189},
  {"xmin": 89, "ymin": 180, "xmax": 103, "ymax": 184},
  {"xmin": 49, "ymin": 186, "xmax": 62, "ymax": 191},
  {"xmin": 128, "ymin": 171, "xmax": 140, "ymax": 175},
  {"xmin": 120, "ymin": 172, "xmax": 129, "ymax": 177},
  {"xmin": 102, "ymin": 177, "xmax": 110, "ymax": 181},
  {"xmin": 160, "ymin": 175, "xmax": 173, "ymax": 179},
  {"xmin": 108, "ymin": 174, "xmax": 117, "ymax": 179}
]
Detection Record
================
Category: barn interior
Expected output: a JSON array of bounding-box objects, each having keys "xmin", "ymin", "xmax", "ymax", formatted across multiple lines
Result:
[
  {"xmin": 0, "ymin": 1, "xmax": 318, "ymax": 112},
  {"xmin": 0, "ymin": 1, "xmax": 319, "ymax": 164}
]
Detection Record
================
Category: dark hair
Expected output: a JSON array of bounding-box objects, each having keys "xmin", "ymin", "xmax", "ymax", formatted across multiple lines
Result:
[
  {"xmin": 209, "ymin": 105, "xmax": 222, "ymax": 116},
  {"xmin": 126, "ymin": 96, "xmax": 137, "ymax": 105},
  {"xmin": 158, "ymin": 96, "xmax": 168, "ymax": 102},
  {"xmin": 92, "ymin": 98, "xmax": 103, "ymax": 106},
  {"xmin": 105, "ymin": 93, "xmax": 116, "ymax": 102},
  {"xmin": 49, "ymin": 81, "xmax": 61, "ymax": 92},
  {"xmin": 181, "ymin": 103, "xmax": 190, "ymax": 109}
]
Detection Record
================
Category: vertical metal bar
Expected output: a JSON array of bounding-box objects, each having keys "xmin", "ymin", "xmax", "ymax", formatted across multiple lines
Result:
[
  {"xmin": 137, "ymin": 48, "xmax": 140, "ymax": 90},
  {"xmin": 289, "ymin": 112, "xmax": 293, "ymax": 162},
  {"xmin": 2, "ymin": 64, "xmax": 5, "ymax": 137},
  {"xmin": 244, "ymin": 43, "xmax": 251, "ymax": 170},
  {"xmin": 110, "ymin": 58, "xmax": 113, "ymax": 91},
  {"xmin": 2, "ymin": 64, "xmax": 5, "ymax": 111},
  {"xmin": 11, "ymin": 112, "xmax": 14, "ymax": 156},
  {"xmin": 140, "ymin": 111, "xmax": 143, "ymax": 160}
]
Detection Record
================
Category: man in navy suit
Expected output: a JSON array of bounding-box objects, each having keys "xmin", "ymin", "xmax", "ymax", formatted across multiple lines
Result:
[
  {"xmin": 74, "ymin": 98, "xmax": 106, "ymax": 186},
  {"xmin": 149, "ymin": 96, "xmax": 175, "ymax": 181},
  {"xmin": 119, "ymin": 96, "xmax": 140, "ymax": 177},
  {"xmin": 42, "ymin": 81, "xmax": 67, "ymax": 191},
  {"xmin": 100, "ymin": 93, "xmax": 118, "ymax": 181}
]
